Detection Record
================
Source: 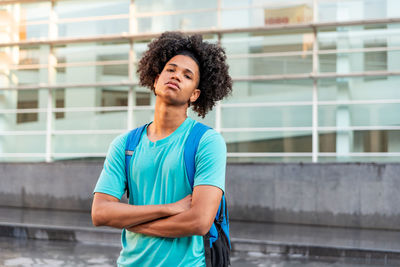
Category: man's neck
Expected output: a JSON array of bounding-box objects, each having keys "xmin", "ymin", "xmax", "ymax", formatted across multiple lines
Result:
[{"xmin": 148, "ymin": 100, "xmax": 188, "ymax": 141}]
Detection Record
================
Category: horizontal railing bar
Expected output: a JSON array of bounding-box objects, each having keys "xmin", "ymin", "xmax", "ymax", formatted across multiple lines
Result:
[
  {"xmin": 0, "ymin": 81, "xmax": 138, "ymax": 90},
  {"xmin": 52, "ymin": 129, "xmax": 125, "ymax": 135},
  {"xmin": 8, "ymin": 64, "xmax": 48, "ymax": 70},
  {"xmin": 1, "ymin": 152, "xmax": 399, "ymax": 159},
  {"xmin": 0, "ymin": 0, "xmax": 48, "ymax": 5},
  {"xmin": 226, "ymin": 152, "xmax": 400, "ymax": 157},
  {"xmin": 2, "ymin": 18, "xmax": 400, "ymax": 47},
  {"xmin": 0, "ymin": 131, "xmax": 47, "ymax": 136},
  {"xmin": 0, "ymin": 108, "xmax": 48, "ymax": 114},
  {"xmin": 0, "ymin": 105, "xmax": 153, "ymax": 113},
  {"xmin": 0, "ymin": 153, "xmax": 46, "ymax": 158},
  {"xmin": 221, "ymin": 101, "xmax": 313, "ymax": 108},
  {"xmin": 222, "ymin": 126, "xmax": 400, "ymax": 133},
  {"xmin": 0, "ymin": 129, "xmax": 125, "ymax": 136},
  {"xmin": 318, "ymin": 152, "xmax": 400, "ymax": 157},
  {"xmin": 2, "ymin": 71, "xmax": 400, "ymax": 91},
  {"xmin": 55, "ymin": 60, "xmax": 129, "ymax": 68},
  {"xmin": 2, "ymin": 98, "xmax": 398, "ymax": 114},
  {"xmin": 221, "ymin": 99, "xmax": 400, "ymax": 108},
  {"xmin": 9, "ymin": 59, "xmax": 129, "ymax": 70},
  {"xmin": 319, "ymin": 126, "xmax": 400, "ymax": 131},
  {"xmin": 221, "ymin": 127, "xmax": 313, "ymax": 132},
  {"xmin": 52, "ymin": 153, "xmax": 107, "ymax": 157},
  {"xmin": 318, "ymin": 46, "xmax": 400, "ymax": 55},
  {"xmin": 228, "ymin": 46, "xmax": 400, "ymax": 59},
  {"xmin": 227, "ymin": 152, "xmax": 312, "ymax": 157},
  {"xmin": 2, "ymin": 125, "xmax": 398, "ymax": 136},
  {"xmin": 228, "ymin": 50, "xmax": 313, "ymax": 59},
  {"xmin": 232, "ymin": 70, "xmax": 400, "ymax": 81}
]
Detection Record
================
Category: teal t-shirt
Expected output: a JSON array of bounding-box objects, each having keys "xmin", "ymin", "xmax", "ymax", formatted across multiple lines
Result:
[{"xmin": 94, "ymin": 117, "xmax": 227, "ymax": 267}]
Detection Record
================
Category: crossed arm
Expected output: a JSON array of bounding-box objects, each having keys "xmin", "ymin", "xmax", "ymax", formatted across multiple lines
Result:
[{"xmin": 91, "ymin": 185, "xmax": 222, "ymax": 237}]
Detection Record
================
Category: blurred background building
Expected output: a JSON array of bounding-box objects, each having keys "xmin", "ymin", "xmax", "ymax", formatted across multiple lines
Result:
[{"xmin": 1, "ymin": 0, "xmax": 400, "ymax": 164}]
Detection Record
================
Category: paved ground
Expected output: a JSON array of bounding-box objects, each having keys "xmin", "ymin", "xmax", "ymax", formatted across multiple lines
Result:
[
  {"xmin": 1, "ymin": 207, "xmax": 400, "ymax": 266},
  {"xmin": 0, "ymin": 237, "xmax": 393, "ymax": 267}
]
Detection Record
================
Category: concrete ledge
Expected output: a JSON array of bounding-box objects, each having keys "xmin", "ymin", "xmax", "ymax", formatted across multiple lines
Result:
[
  {"xmin": 1, "ymin": 221, "xmax": 400, "ymax": 265},
  {"xmin": 0, "ymin": 223, "xmax": 121, "ymax": 246},
  {"xmin": 1, "ymin": 162, "xmax": 400, "ymax": 230}
]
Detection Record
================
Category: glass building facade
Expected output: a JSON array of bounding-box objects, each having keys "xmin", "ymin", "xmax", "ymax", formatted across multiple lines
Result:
[{"xmin": 1, "ymin": 0, "xmax": 400, "ymax": 163}]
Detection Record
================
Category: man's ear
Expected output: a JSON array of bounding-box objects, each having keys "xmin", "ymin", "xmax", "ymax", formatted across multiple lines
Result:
[{"xmin": 190, "ymin": 89, "xmax": 201, "ymax": 103}]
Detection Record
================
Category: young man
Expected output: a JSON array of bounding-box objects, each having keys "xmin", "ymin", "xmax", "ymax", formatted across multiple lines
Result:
[{"xmin": 91, "ymin": 32, "xmax": 232, "ymax": 266}]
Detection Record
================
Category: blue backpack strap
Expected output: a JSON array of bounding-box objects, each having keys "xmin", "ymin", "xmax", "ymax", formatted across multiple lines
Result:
[
  {"xmin": 184, "ymin": 122, "xmax": 231, "ymax": 251},
  {"xmin": 183, "ymin": 122, "xmax": 211, "ymax": 189},
  {"xmin": 125, "ymin": 124, "xmax": 147, "ymax": 199}
]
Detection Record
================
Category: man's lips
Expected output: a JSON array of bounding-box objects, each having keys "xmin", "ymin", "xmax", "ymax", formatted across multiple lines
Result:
[{"xmin": 165, "ymin": 82, "xmax": 180, "ymax": 90}]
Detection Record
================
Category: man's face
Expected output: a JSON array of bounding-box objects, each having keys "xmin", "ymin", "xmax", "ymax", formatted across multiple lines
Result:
[{"xmin": 153, "ymin": 55, "xmax": 200, "ymax": 106}]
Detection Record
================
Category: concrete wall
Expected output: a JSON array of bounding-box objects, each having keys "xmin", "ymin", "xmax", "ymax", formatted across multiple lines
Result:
[
  {"xmin": 226, "ymin": 163, "xmax": 400, "ymax": 230},
  {"xmin": 1, "ymin": 162, "xmax": 399, "ymax": 230}
]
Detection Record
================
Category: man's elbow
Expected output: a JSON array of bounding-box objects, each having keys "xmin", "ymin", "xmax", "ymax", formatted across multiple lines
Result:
[
  {"xmin": 91, "ymin": 204, "xmax": 107, "ymax": 227},
  {"xmin": 193, "ymin": 217, "xmax": 213, "ymax": 236}
]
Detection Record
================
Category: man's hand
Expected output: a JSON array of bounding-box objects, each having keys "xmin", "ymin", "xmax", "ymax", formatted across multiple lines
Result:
[
  {"xmin": 167, "ymin": 194, "xmax": 192, "ymax": 215},
  {"xmin": 127, "ymin": 185, "xmax": 222, "ymax": 237}
]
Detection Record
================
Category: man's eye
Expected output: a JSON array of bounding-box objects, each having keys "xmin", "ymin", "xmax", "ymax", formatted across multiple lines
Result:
[
  {"xmin": 185, "ymin": 75, "xmax": 192, "ymax": 79},
  {"xmin": 167, "ymin": 69, "xmax": 174, "ymax": 72}
]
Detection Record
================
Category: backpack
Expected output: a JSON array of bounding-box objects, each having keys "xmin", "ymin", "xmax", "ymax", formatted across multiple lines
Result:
[{"xmin": 124, "ymin": 122, "xmax": 231, "ymax": 267}]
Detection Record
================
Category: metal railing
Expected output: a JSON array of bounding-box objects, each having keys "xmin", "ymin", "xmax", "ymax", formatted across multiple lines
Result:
[{"xmin": 1, "ymin": 0, "xmax": 400, "ymax": 162}]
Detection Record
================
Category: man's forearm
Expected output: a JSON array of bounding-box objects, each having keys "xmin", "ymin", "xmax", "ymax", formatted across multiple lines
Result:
[
  {"xmin": 92, "ymin": 193, "xmax": 191, "ymax": 229},
  {"xmin": 127, "ymin": 207, "xmax": 210, "ymax": 238}
]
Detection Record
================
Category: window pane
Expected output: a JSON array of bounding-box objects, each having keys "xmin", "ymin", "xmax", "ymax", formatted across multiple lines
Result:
[
  {"xmin": 131, "ymin": 109, "xmax": 154, "ymax": 128},
  {"xmin": 223, "ymin": 80, "xmax": 312, "ymax": 104},
  {"xmin": 58, "ymin": 19, "xmax": 129, "ymax": 38},
  {"xmin": 222, "ymin": 105, "xmax": 312, "ymax": 128},
  {"xmin": 1, "ymin": 111, "xmax": 47, "ymax": 131},
  {"xmin": 54, "ymin": 42, "xmax": 129, "ymax": 64},
  {"xmin": 0, "ymin": 88, "xmax": 47, "ymax": 113},
  {"xmin": 318, "ymin": 24, "xmax": 400, "ymax": 51},
  {"xmin": 54, "ymin": 86, "xmax": 128, "ymax": 109},
  {"xmin": 17, "ymin": 45, "xmax": 49, "ymax": 66},
  {"xmin": 1, "ymin": 3, "xmax": 50, "ymax": 40},
  {"xmin": 8, "ymin": 69, "xmax": 48, "ymax": 87},
  {"xmin": 222, "ymin": 31, "xmax": 313, "ymax": 77},
  {"xmin": 318, "ymin": 103, "xmax": 400, "ymax": 127},
  {"xmin": 318, "ymin": 0, "xmax": 400, "ymax": 22},
  {"xmin": 0, "ymin": 135, "xmax": 46, "ymax": 155},
  {"xmin": 55, "ymin": 0, "xmax": 129, "ymax": 19},
  {"xmin": 224, "ymin": 131, "xmax": 312, "ymax": 153},
  {"xmin": 23, "ymin": 24, "xmax": 49, "ymax": 40},
  {"xmin": 188, "ymin": 108, "xmax": 216, "ymax": 128},
  {"xmin": 222, "ymin": 1, "xmax": 313, "ymax": 28},
  {"xmin": 137, "ymin": 12, "xmax": 217, "ymax": 33},
  {"xmin": 319, "ymin": 130, "xmax": 400, "ymax": 154},
  {"xmin": 56, "ymin": 64, "xmax": 128, "ymax": 84},
  {"xmin": 54, "ymin": 110, "xmax": 127, "ymax": 131},
  {"xmin": 319, "ymin": 51, "xmax": 395, "ymax": 73},
  {"xmin": 53, "ymin": 133, "xmax": 117, "ymax": 155},
  {"xmin": 318, "ymin": 76, "xmax": 400, "ymax": 101}
]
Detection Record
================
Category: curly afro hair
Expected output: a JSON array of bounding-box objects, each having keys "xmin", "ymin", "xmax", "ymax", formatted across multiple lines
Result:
[{"xmin": 137, "ymin": 31, "xmax": 232, "ymax": 118}]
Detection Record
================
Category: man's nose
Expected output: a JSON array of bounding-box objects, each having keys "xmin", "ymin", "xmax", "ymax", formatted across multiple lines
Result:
[{"xmin": 171, "ymin": 72, "xmax": 181, "ymax": 82}]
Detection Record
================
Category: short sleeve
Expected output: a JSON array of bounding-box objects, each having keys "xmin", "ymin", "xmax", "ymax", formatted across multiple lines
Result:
[
  {"xmin": 193, "ymin": 129, "xmax": 227, "ymax": 192},
  {"xmin": 93, "ymin": 132, "xmax": 129, "ymax": 200}
]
